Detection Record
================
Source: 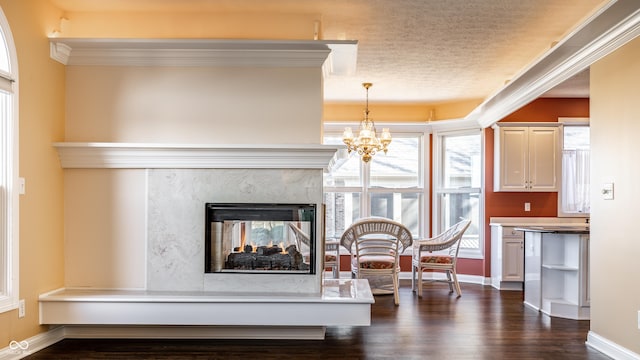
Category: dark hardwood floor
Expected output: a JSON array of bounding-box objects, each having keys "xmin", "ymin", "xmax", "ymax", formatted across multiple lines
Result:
[{"xmin": 24, "ymin": 282, "xmax": 610, "ymax": 360}]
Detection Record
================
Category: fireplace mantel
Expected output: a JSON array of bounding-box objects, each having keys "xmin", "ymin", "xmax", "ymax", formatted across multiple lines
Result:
[{"xmin": 53, "ymin": 142, "xmax": 342, "ymax": 170}]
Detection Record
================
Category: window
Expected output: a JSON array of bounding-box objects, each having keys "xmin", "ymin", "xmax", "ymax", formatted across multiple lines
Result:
[
  {"xmin": 0, "ymin": 6, "xmax": 18, "ymax": 314},
  {"xmin": 433, "ymin": 129, "xmax": 483, "ymax": 258},
  {"xmin": 323, "ymin": 124, "xmax": 428, "ymax": 241},
  {"xmin": 559, "ymin": 118, "xmax": 590, "ymax": 216}
]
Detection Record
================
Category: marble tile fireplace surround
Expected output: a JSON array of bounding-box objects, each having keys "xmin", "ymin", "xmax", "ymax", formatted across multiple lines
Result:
[{"xmin": 39, "ymin": 143, "xmax": 374, "ymax": 340}]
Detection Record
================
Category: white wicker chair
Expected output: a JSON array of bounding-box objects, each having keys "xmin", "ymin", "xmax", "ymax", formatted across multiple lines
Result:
[
  {"xmin": 340, "ymin": 217, "xmax": 413, "ymax": 305},
  {"xmin": 288, "ymin": 223, "xmax": 339, "ymax": 278},
  {"xmin": 411, "ymin": 219, "xmax": 471, "ymax": 298}
]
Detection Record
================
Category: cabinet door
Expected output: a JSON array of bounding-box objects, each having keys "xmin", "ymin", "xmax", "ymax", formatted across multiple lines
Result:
[
  {"xmin": 528, "ymin": 127, "xmax": 560, "ymax": 191},
  {"xmin": 503, "ymin": 238, "xmax": 524, "ymax": 281},
  {"xmin": 496, "ymin": 127, "xmax": 528, "ymax": 191}
]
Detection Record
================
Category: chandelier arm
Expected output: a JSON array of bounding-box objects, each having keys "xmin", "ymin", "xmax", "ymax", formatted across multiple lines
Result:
[{"xmin": 341, "ymin": 82, "xmax": 391, "ymax": 163}]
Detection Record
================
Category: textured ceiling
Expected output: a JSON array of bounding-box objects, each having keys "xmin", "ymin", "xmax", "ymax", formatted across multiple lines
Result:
[{"xmin": 51, "ymin": 0, "xmax": 606, "ymax": 104}]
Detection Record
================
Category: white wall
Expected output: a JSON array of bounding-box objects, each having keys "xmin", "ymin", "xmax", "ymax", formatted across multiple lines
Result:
[
  {"xmin": 63, "ymin": 64, "xmax": 325, "ymax": 289},
  {"xmin": 65, "ymin": 66, "xmax": 323, "ymax": 144},
  {"xmin": 590, "ymin": 35, "xmax": 640, "ymax": 354}
]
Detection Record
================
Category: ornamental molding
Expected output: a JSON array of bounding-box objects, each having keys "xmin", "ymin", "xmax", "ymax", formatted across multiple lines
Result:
[
  {"xmin": 49, "ymin": 38, "xmax": 357, "ymax": 76},
  {"xmin": 469, "ymin": 1, "xmax": 640, "ymax": 128},
  {"xmin": 53, "ymin": 142, "xmax": 341, "ymax": 171}
]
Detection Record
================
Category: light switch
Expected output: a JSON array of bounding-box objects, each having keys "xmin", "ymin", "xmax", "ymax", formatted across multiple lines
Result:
[{"xmin": 601, "ymin": 183, "xmax": 614, "ymax": 200}]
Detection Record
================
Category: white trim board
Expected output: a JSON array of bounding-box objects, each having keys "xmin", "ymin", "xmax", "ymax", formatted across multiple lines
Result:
[
  {"xmin": 53, "ymin": 142, "xmax": 341, "ymax": 170},
  {"xmin": 587, "ymin": 331, "xmax": 640, "ymax": 360},
  {"xmin": 49, "ymin": 38, "xmax": 358, "ymax": 77}
]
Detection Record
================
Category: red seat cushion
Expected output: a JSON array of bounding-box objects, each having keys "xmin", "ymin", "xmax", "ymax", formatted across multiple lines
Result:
[
  {"xmin": 356, "ymin": 255, "xmax": 395, "ymax": 269},
  {"xmin": 420, "ymin": 255, "xmax": 453, "ymax": 264}
]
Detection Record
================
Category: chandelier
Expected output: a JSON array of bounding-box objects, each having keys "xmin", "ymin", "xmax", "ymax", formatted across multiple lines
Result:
[{"xmin": 342, "ymin": 83, "xmax": 392, "ymax": 162}]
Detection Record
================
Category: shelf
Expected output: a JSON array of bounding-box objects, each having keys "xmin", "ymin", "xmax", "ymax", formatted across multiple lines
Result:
[
  {"xmin": 52, "ymin": 142, "xmax": 342, "ymax": 170},
  {"xmin": 543, "ymin": 297, "xmax": 578, "ymax": 306},
  {"xmin": 542, "ymin": 264, "xmax": 579, "ymax": 271},
  {"xmin": 541, "ymin": 297, "xmax": 590, "ymax": 320},
  {"xmin": 49, "ymin": 38, "xmax": 358, "ymax": 78}
]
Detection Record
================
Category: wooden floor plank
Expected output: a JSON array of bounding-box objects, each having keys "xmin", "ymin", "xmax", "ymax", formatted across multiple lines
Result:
[{"xmin": 24, "ymin": 282, "xmax": 610, "ymax": 359}]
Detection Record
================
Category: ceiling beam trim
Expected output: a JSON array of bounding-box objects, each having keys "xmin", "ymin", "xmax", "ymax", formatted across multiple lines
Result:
[{"xmin": 469, "ymin": 0, "xmax": 640, "ymax": 128}]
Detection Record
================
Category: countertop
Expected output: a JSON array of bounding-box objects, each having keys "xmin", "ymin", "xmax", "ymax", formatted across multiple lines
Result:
[
  {"xmin": 489, "ymin": 217, "xmax": 589, "ymax": 228},
  {"xmin": 513, "ymin": 225, "xmax": 590, "ymax": 234}
]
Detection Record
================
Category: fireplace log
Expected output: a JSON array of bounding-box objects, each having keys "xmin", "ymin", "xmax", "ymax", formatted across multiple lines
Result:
[{"xmin": 225, "ymin": 245, "xmax": 309, "ymax": 270}]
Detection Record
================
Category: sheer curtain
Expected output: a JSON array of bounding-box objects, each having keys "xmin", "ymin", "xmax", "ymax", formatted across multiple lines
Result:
[{"xmin": 561, "ymin": 149, "xmax": 590, "ymax": 214}]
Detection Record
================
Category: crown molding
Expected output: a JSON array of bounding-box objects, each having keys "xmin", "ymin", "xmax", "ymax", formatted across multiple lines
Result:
[
  {"xmin": 49, "ymin": 38, "xmax": 357, "ymax": 76},
  {"xmin": 53, "ymin": 142, "xmax": 341, "ymax": 171},
  {"xmin": 469, "ymin": 0, "xmax": 640, "ymax": 128}
]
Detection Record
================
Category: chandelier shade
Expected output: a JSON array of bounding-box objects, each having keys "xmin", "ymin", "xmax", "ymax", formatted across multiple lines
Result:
[{"xmin": 342, "ymin": 83, "xmax": 391, "ymax": 162}]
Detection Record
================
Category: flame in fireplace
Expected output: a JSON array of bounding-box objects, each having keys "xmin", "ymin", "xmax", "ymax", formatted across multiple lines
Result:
[{"xmin": 240, "ymin": 222, "xmax": 246, "ymax": 250}]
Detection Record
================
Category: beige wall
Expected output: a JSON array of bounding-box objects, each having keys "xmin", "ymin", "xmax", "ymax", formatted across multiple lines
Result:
[
  {"xmin": 60, "ymin": 11, "xmax": 319, "ymax": 40},
  {"xmin": 324, "ymin": 99, "xmax": 482, "ymax": 122},
  {"xmin": 65, "ymin": 66, "xmax": 323, "ymax": 144},
  {"xmin": 64, "ymin": 169, "xmax": 146, "ymax": 289},
  {"xmin": 61, "ymin": 59, "xmax": 325, "ymax": 289},
  {"xmin": 0, "ymin": 0, "xmax": 66, "ymax": 346},
  {"xmin": 590, "ymin": 35, "xmax": 640, "ymax": 354}
]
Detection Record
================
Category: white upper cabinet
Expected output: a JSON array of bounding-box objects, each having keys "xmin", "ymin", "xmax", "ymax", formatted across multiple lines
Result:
[{"xmin": 493, "ymin": 123, "xmax": 561, "ymax": 192}]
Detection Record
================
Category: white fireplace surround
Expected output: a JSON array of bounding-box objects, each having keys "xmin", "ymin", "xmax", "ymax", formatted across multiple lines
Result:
[
  {"xmin": 53, "ymin": 142, "xmax": 342, "ymax": 293},
  {"xmin": 40, "ymin": 142, "xmax": 374, "ymax": 339},
  {"xmin": 41, "ymin": 38, "xmax": 373, "ymax": 339}
]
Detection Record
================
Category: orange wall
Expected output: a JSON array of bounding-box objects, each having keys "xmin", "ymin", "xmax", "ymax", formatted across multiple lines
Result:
[{"xmin": 483, "ymin": 97, "xmax": 590, "ymax": 277}]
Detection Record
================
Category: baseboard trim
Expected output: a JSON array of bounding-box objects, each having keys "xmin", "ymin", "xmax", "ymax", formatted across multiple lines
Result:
[
  {"xmin": 586, "ymin": 330, "xmax": 640, "ymax": 360},
  {"xmin": 0, "ymin": 326, "xmax": 65, "ymax": 360}
]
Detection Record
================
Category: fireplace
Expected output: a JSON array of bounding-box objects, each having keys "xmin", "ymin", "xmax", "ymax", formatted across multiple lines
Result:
[{"xmin": 205, "ymin": 203, "xmax": 317, "ymax": 274}]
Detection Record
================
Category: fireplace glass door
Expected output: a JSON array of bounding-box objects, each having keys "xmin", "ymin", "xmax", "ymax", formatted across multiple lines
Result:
[{"xmin": 205, "ymin": 203, "xmax": 316, "ymax": 274}]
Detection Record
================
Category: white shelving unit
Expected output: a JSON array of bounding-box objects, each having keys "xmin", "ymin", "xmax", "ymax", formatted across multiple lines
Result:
[{"xmin": 522, "ymin": 229, "xmax": 590, "ymax": 320}]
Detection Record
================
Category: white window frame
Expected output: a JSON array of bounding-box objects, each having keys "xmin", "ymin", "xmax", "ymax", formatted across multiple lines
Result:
[
  {"xmin": 323, "ymin": 122, "xmax": 430, "ymax": 239},
  {"xmin": 432, "ymin": 123, "xmax": 484, "ymax": 259},
  {"xmin": 557, "ymin": 117, "xmax": 590, "ymax": 218},
  {"xmin": 0, "ymin": 6, "xmax": 19, "ymax": 314}
]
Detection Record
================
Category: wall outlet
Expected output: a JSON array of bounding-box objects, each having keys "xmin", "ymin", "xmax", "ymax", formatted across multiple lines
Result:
[
  {"xmin": 638, "ymin": 310, "xmax": 640, "ymax": 329},
  {"xmin": 18, "ymin": 299, "xmax": 25, "ymax": 318},
  {"xmin": 524, "ymin": 202, "xmax": 531, "ymax": 212}
]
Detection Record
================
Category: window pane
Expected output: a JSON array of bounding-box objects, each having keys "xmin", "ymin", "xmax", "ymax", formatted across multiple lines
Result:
[
  {"xmin": 438, "ymin": 192, "xmax": 479, "ymax": 249},
  {"xmin": 442, "ymin": 134, "xmax": 481, "ymax": 188},
  {"xmin": 370, "ymin": 192, "xmax": 420, "ymax": 235},
  {"xmin": 561, "ymin": 126, "xmax": 590, "ymax": 215},
  {"xmin": 0, "ymin": 27, "xmax": 8, "ymax": 73},
  {"xmin": 370, "ymin": 136, "xmax": 420, "ymax": 188},
  {"xmin": 564, "ymin": 126, "xmax": 590, "ymax": 150},
  {"xmin": 436, "ymin": 131, "xmax": 482, "ymax": 255},
  {"xmin": 323, "ymin": 135, "xmax": 361, "ymax": 187},
  {"xmin": 324, "ymin": 192, "xmax": 361, "ymax": 239}
]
